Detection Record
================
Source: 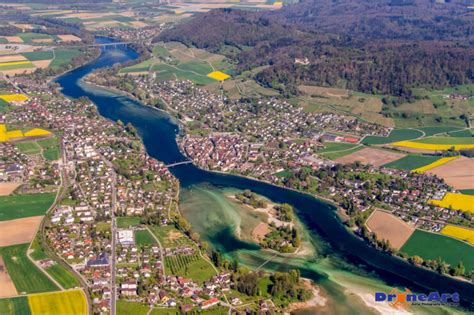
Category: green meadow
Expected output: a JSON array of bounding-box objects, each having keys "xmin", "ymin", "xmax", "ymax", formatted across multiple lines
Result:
[
  {"xmin": 134, "ymin": 229, "xmax": 157, "ymax": 246},
  {"xmin": 362, "ymin": 129, "xmax": 423, "ymax": 145},
  {"xmin": 117, "ymin": 300, "xmax": 149, "ymax": 315},
  {"xmin": 149, "ymin": 225, "xmax": 193, "ymax": 248},
  {"xmin": 0, "ymin": 243, "xmax": 58, "ymax": 293},
  {"xmin": 45, "ymin": 264, "xmax": 80, "ymax": 289},
  {"xmin": 117, "ymin": 216, "xmax": 141, "ymax": 228},
  {"xmin": 0, "ymin": 192, "xmax": 56, "ymax": 221},
  {"xmin": 413, "ymin": 136, "xmax": 474, "ymax": 144},
  {"xmin": 0, "ymin": 296, "xmax": 31, "ymax": 315},
  {"xmin": 382, "ymin": 154, "xmax": 442, "ymax": 170},
  {"xmin": 321, "ymin": 145, "xmax": 364, "ymax": 160},
  {"xmin": 401, "ymin": 230, "xmax": 474, "ymax": 271}
]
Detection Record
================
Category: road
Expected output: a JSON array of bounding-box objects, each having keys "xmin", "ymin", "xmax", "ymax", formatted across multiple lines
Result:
[
  {"xmin": 102, "ymin": 156, "xmax": 118, "ymax": 315},
  {"xmin": 146, "ymin": 226, "xmax": 165, "ymax": 277}
]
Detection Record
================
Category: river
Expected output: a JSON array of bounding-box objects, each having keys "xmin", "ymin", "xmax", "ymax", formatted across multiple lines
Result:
[{"xmin": 55, "ymin": 37, "xmax": 473, "ymax": 314}]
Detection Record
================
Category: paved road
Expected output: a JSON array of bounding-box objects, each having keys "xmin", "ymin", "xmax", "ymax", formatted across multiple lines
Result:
[
  {"xmin": 103, "ymin": 157, "xmax": 118, "ymax": 315},
  {"xmin": 146, "ymin": 226, "xmax": 165, "ymax": 277}
]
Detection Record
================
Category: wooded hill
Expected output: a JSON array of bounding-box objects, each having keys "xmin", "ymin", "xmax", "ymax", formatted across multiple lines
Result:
[{"xmin": 157, "ymin": 0, "xmax": 473, "ymax": 98}]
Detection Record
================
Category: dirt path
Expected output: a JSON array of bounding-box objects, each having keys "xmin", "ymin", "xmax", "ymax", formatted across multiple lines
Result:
[{"xmin": 146, "ymin": 226, "xmax": 165, "ymax": 277}]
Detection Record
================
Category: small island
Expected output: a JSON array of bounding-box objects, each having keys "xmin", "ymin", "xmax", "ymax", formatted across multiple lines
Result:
[{"xmin": 234, "ymin": 190, "xmax": 300, "ymax": 253}]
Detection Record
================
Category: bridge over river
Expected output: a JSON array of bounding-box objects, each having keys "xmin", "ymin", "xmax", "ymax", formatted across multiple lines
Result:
[{"xmin": 165, "ymin": 160, "xmax": 193, "ymax": 168}]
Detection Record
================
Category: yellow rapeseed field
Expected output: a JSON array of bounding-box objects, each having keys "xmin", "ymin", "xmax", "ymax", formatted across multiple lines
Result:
[
  {"xmin": 0, "ymin": 60, "xmax": 32, "ymax": 68},
  {"xmin": 392, "ymin": 140, "xmax": 474, "ymax": 151},
  {"xmin": 0, "ymin": 94, "xmax": 29, "ymax": 103},
  {"xmin": 441, "ymin": 225, "xmax": 474, "ymax": 245},
  {"xmin": 0, "ymin": 124, "xmax": 6, "ymax": 142},
  {"xmin": 24, "ymin": 128, "xmax": 52, "ymax": 137},
  {"xmin": 28, "ymin": 290, "xmax": 87, "ymax": 315},
  {"xmin": 412, "ymin": 156, "xmax": 458, "ymax": 173},
  {"xmin": 207, "ymin": 71, "xmax": 230, "ymax": 81},
  {"xmin": 0, "ymin": 125, "xmax": 53, "ymax": 142},
  {"xmin": 430, "ymin": 193, "xmax": 474, "ymax": 214},
  {"xmin": 6, "ymin": 130, "xmax": 23, "ymax": 139},
  {"xmin": 273, "ymin": 1, "xmax": 283, "ymax": 7}
]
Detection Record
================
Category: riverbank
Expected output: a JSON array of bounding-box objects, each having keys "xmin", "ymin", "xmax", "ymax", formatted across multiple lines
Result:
[{"xmin": 288, "ymin": 278, "xmax": 327, "ymax": 313}]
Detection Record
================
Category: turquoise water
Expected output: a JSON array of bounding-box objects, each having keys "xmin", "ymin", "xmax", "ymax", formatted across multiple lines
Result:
[{"xmin": 55, "ymin": 38, "xmax": 474, "ymax": 313}]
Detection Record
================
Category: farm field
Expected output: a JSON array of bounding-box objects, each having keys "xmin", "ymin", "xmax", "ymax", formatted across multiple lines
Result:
[
  {"xmin": 0, "ymin": 99, "xmax": 10, "ymax": 112},
  {"xmin": 0, "ymin": 94, "xmax": 28, "ymax": 103},
  {"xmin": 207, "ymin": 70, "xmax": 230, "ymax": 81},
  {"xmin": 417, "ymin": 126, "xmax": 463, "ymax": 137},
  {"xmin": 117, "ymin": 300, "xmax": 149, "ymax": 315},
  {"xmin": 316, "ymin": 142, "xmax": 360, "ymax": 153},
  {"xmin": 365, "ymin": 210, "xmax": 414, "ymax": 249},
  {"xmin": 0, "ymin": 61, "xmax": 35, "ymax": 72},
  {"xmin": 382, "ymin": 154, "xmax": 442, "ymax": 171},
  {"xmin": 0, "ymin": 296, "xmax": 31, "ymax": 315},
  {"xmin": 37, "ymin": 137, "xmax": 60, "ymax": 160},
  {"xmin": 117, "ymin": 216, "xmax": 141, "ymax": 228},
  {"xmin": 0, "ymin": 216, "xmax": 43, "ymax": 247},
  {"xmin": 459, "ymin": 189, "xmax": 474, "ymax": 195},
  {"xmin": 28, "ymin": 290, "xmax": 87, "ymax": 315},
  {"xmin": 401, "ymin": 230, "xmax": 474, "ymax": 270},
  {"xmin": 0, "ymin": 256, "xmax": 17, "ymax": 297},
  {"xmin": 384, "ymin": 85, "xmax": 472, "ymax": 128},
  {"xmin": 50, "ymin": 50, "xmax": 83, "ymax": 68},
  {"xmin": 392, "ymin": 140, "xmax": 474, "ymax": 151},
  {"xmin": 0, "ymin": 48, "xmax": 84, "ymax": 75},
  {"xmin": 1, "ymin": 124, "xmax": 52, "ymax": 143},
  {"xmin": 448, "ymin": 129, "xmax": 473, "ymax": 137},
  {"xmin": 165, "ymin": 254, "xmax": 216, "ymax": 283},
  {"xmin": 15, "ymin": 140, "xmax": 42, "ymax": 155},
  {"xmin": 412, "ymin": 156, "xmax": 458, "ymax": 173},
  {"xmin": 120, "ymin": 59, "xmax": 154, "ymax": 73},
  {"xmin": 319, "ymin": 145, "xmax": 364, "ymax": 160},
  {"xmin": 441, "ymin": 225, "xmax": 474, "ymax": 245},
  {"xmin": 123, "ymin": 42, "xmax": 233, "ymax": 86},
  {"xmin": 362, "ymin": 129, "xmax": 423, "ymax": 145},
  {"xmin": 334, "ymin": 147, "xmax": 405, "ymax": 167},
  {"xmin": 149, "ymin": 308, "xmax": 180, "ymax": 315},
  {"xmin": 0, "ymin": 243, "xmax": 58, "ymax": 294},
  {"xmin": 0, "ymin": 192, "xmax": 56, "ymax": 221},
  {"xmin": 22, "ymin": 51, "xmax": 54, "ymax": 61},
  {"xmin": 413, "ymin": 136, "xmax": 474, "ymax": 145},
  {"xmin": 45, "ymin": 264, "xmax": 80, "ymax": 289},
  {"xmin": 134, "ymin": 229, "xmax": 157, "ymax": 246},
  {"xmin": 430, "ymin": 193, "xmax": 474, "ymax": 213},
  {"xmin": 426, "ymin": 156, "xmax": 474, "ymax": 190},
  {"xmin": 149, "ymin": 225, "xmax": 193, "ymax": 248},
  {"xmin": 29, "ymin": 235, "xmax": 48, "ymax": 261},
  {"xmin": 152, "ymin": 63, "xmax": 216, "ymax": 85},
  {"xmin": 0, "ymin": 182, "xmax": 21, "ymax": 196},
  {"xmin": 297, "ymin": 86, "xmax": 394, "ymax": 126}
]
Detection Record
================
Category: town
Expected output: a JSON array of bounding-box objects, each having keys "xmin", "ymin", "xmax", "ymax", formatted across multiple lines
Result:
[
  {"xmin": 0, "ymin": 75, "xmax": 314, "ymax": 314},
  {"xmin": 86, "ymin": 71, "xmax": 473, "ymax": 281}
]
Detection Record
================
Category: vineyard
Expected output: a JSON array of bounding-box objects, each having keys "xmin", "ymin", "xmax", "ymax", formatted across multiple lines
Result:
[{"xmin": 165, "ymin": 254, "xmax": 200, "ymax": 275}]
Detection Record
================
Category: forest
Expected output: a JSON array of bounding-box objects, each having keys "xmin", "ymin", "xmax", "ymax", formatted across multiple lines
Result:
[{"xmin": 157, "ymin": 0, "xmax": 473, "ymax": 98}]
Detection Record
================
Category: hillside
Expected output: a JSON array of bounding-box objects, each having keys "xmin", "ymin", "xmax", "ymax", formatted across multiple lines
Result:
[{"xmin": 157, "ymin": 0, "xmax": 474, "ymax": 98}]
